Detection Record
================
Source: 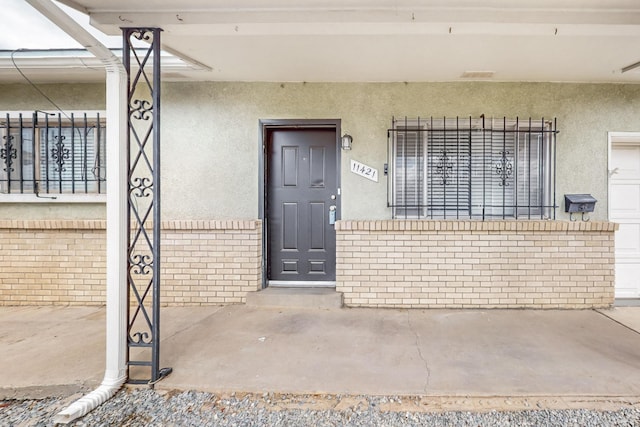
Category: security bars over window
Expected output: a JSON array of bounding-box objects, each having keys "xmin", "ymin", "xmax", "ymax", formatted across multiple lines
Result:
[
  {"xmin": 388, "ymin": 117, "xmax": 557, "ymax": 220},
  {"xmin": 0, "ymin": 112, "xmax": 106, "ymax": 195}
]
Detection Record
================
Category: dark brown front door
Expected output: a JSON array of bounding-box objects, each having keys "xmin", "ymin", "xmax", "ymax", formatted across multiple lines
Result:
[{"xmin": 266, "ymin": 128, "xmax": 338, "ymax": 285}]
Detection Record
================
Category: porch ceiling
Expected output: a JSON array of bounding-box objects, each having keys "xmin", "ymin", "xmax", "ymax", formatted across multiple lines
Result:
[{"xmin": 29, "ymin": 0, "xmax": 640, "ymax": 82}]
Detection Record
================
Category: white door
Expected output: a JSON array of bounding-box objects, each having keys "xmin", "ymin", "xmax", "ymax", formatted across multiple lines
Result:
[{"xmin": 610, "ymin": 134, "xmax": 640, "ymax": 299}]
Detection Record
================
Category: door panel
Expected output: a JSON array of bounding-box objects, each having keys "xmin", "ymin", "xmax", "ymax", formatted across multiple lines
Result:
[
  {"xmin": 310, "ymin": 202, "xmax": 326, "ymax": 250},
  {"xmin": 282, "ymin": 203, "xmax": 298, "ymax": 250},
  {"xmin": 615, "ymin": 223, "xmax": 640, "ymax": 253},
  {"xmin": 611, "ymin": 184, "xmax": 640, "ymax": 215},
  {"xmin": 611, "ymin": 141, "xmax": 640, "ymax": 298},
  {"xmin": 310, "ymin": 146, "xmax": 326, "ymax": 187},
  {"xmin": 267, "ymin": 128, "xmax": 337, "ymax": 284},
  {"xmin": 282, "ymin": 147, "xmax": 298, "ymax": 187}
]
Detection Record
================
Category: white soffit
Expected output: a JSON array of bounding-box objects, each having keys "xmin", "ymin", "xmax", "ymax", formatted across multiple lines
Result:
[
  {"xmin": 0, "ymin": 49, "xmax": 205, "ymax": 83},
  {"xmin": 42, "ymin": 0, "xmax": 640, "ymax": 82}
]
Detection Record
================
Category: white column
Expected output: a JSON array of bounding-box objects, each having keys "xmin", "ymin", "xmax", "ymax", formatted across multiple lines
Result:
[{"xmin": 103, "ymin": 61, "xmax": 128, "ymax": 386}]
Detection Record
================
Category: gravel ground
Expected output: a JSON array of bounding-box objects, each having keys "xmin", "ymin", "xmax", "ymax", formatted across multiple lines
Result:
[{"xmin": 2, "ymin": 389, "xmax": 640, "ymax": 427}]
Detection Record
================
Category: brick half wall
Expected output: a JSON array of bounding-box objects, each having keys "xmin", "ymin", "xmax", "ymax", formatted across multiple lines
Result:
[
  {"xmin": 0, "ymin": 220, "xmax": 262, "ymax": 306},
  {"xmin": 336, "ymin": 220, "xmax": 618, "ymax": 309}
]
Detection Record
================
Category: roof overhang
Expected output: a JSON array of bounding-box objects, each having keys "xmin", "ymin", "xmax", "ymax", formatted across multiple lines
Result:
[
  {"xmin": 0, "ymin": 48, "xmax": 207, "ymax": 83},
  {"xmin": 13, "ymin": 0, "xmax": 640, "ymax": 83}
]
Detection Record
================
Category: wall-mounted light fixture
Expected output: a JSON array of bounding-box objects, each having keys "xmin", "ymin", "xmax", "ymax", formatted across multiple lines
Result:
[{"xmin": 341, "ymin": 134, "xmax": 353, "ymax": 150}]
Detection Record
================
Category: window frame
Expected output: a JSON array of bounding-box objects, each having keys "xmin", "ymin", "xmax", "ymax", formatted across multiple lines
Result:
[
  {"xmin": 0, "ymin": 111, "xmax": 107, "ymax": 203},
  {"xmin": 388, "ymin": 117, "xmax": 557, "ymax": 220}
]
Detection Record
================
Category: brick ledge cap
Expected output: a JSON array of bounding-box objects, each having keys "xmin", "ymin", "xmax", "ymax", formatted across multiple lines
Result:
[
  {"xmin": 0, "ymin": 219, "xmax": 262, "ymax": 230},
  {"xmin": 335, "ymin": 220, "xmax": 618, "ymax": 232}
]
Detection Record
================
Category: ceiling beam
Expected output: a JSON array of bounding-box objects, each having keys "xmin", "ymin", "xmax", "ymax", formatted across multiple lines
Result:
[{"xmin": 87, "ymin": 8, "xmax": 640, "ymax": 32}]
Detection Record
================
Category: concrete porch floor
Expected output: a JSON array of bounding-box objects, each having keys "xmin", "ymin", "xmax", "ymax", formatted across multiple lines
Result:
[{"xmin": 2, "ymin": 305, "xmax": 640, "ymax": 407}]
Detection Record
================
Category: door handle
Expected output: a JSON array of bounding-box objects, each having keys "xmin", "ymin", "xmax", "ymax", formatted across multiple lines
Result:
[{"xmin": 329, "ymin": 205, "xmax": 336, "ymax": 225}]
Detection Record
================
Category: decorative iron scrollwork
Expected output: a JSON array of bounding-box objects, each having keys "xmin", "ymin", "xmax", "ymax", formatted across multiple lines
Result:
[
  {"xmin": 494, "ymin": 151, "xmax": 513, "ymax": 187},
  {"xmin": 51, "ymin": 135, "xmax": 70, "ymax": 173},
  {"xmin": 131, "ymin": 99, "xmax": 153, "ymax": 121},
  {"xmin": 130, "ymin": 254, "xmax": 153, "ymax": 275},
  {"xmin": 435, "ymin": 149, "xmax": 454, "ymax": 185},
  {"xmin": 131, "ymin": 331, "xmax": 151, "ymax": 345},
  {"xmin": 1, "ymin": 135, "xmax": 17, "ymax": 172},
  {"xmin": 131, "ymin": 177, "xmax": 153, "ymax": 197},
  {"xmin": 131, "ymin": 30, "xmax": 153, "ymax": 43}
]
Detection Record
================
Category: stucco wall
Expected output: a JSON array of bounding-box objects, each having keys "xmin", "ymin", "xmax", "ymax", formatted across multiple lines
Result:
[
  {"xmin": 0, "ymin": 83, "xmax": 105, "ymax": 111},
  {"xmin": 163, "ymin": 82, "xmax": 640, "ymax": 221},
  {"xmin": 3, "ymin": 81, "xmax": 640, "ymax": 221}
]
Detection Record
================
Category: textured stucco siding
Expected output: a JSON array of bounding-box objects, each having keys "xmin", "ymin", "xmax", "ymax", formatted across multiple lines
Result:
[{"xmin": 2, "ymin": 82, "xmax": 640, "ymax": 221}]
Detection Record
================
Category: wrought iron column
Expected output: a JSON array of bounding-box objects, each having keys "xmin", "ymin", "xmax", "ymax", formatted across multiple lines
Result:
[{"xmin": 123, "ymin": 27, "xmax": 171, "ymax": 385}]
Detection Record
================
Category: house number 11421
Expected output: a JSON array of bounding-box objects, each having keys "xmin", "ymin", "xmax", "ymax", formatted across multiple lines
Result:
[{"xmin": 350, "ymin": 160, "xmax": 378, "ymax": 182}]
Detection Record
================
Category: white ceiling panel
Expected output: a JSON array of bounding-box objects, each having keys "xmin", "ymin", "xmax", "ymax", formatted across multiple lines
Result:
[{"xmin": 7, "ymin": 0, "xmax": 640, "ymax": 83}]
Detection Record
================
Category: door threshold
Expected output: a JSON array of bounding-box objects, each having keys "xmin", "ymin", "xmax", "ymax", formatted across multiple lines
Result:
[{"xmin": 268, "ymin": 280, "xmax": 336, "ymax": 288}]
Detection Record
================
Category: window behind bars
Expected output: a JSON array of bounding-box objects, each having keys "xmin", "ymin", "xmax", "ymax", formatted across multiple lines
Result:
[
  {"xmin": 388, "ymin": 117, "xmax": 557, "ymax": 220},
  {"xmin": 0, "ymin": 112, "xmax": 106, "ymax": 195}
]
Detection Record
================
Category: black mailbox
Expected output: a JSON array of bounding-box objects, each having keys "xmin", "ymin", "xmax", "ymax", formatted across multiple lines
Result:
[{"xmin": 564, "ymin": 194, "xmax": 597, "ymax": 221}]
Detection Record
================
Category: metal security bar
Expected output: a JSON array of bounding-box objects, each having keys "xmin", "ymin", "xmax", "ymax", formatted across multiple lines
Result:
[
  {"xmin": 124, "ymin": 27, "xmax": 171, "ymax": 385},
  {"xmin": 387, "ymin": 116, "xmax": 558, "ymax": 220},
  {"xmin": 0, "ymin": 112, "xmax": 105, "ymax": 195}
]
